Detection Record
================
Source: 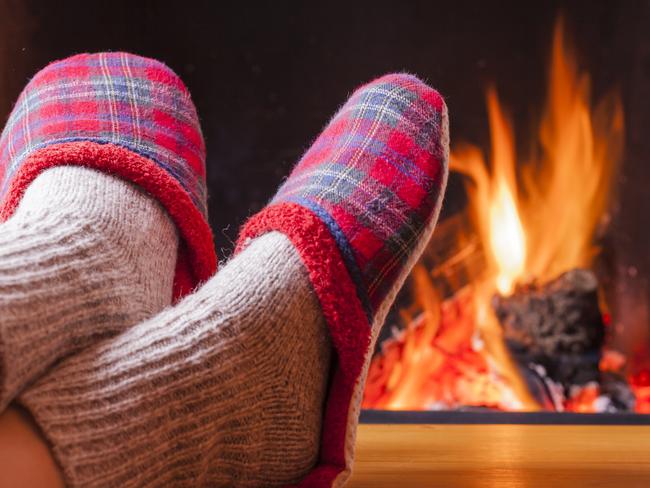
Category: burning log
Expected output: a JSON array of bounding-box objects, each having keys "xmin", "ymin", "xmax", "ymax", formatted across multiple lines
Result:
[
  {"xmin": 493, "ymin": 269, "xmax": 634, "ymax": 411},
  {"xmin": 493, "ymin": 269, "xmax": 604, "ymax": 383}
]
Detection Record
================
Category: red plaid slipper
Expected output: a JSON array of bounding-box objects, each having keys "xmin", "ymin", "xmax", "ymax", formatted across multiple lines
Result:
[
  {"xmin": 0, "ymin": 52, "xmax": 216, "ymax": 300},
  {"xmin": 237, "ymin": 73, "xmax": 449, "ymax": 486}
]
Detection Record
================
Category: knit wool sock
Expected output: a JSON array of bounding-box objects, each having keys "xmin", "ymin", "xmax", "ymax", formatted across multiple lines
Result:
[
  {"xmin": 0, "ymin": 165, "xmax": 178, "ymax": 410},
  {"xmin": 20, "ymin": 73, "xmax": 448, "ymax": 487},
  {"xmin": 20, "ymin": 231, "xmax": 330, "ymax": 487}
]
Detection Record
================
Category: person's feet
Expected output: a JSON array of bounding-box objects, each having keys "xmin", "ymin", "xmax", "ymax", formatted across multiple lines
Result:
[
  {"xmin": 18, "ymin": 73, "xmax": 448, "ymax": 487},
  {"xmin": 237, "ymin": 72, "xmax": 449, "ymax": 485},
  {"xmin": 0, "ymin": 52, "xmax": 215, "ymax": 410},
  {"xmin": 0, "ymin": 51, "xmax": 216, "ymax": 301},
  {"xmin": 0, "ymin": 166, "xmax": 178, "ymax": 409},
  {"xmin": 257, "ymin": 72, "xmax": 449, "ymax": 318}
]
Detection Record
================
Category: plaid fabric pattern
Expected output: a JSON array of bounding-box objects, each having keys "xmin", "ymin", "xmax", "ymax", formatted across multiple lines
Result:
[
  {"xmin": 0, "ymin": 52, "xmax": 207, "ymax": 218},
  {"xmin": 273, "ymin": 74, "xmax": 448, "ymax": 317}
]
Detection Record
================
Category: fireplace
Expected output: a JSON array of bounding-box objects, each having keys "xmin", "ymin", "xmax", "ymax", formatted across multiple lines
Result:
[
  {"xmin": 0, "ymin": 2, "xmax": 648, "ymax": 486},
  {"xmin": 3, "ymin": 0, "xmax": 649, "ymax": 427},
  {"xmin": 361, "ymin": 15, "xmax": 650, "ymax": 419}
]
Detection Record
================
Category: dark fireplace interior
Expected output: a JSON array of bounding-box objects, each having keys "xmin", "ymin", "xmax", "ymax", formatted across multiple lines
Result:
[{"xmin": 1, "ymin": 0, "xmax": 649, "ymax": 419}]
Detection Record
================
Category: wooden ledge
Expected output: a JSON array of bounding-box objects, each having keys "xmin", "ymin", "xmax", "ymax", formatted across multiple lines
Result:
[{"xmin": 348, "ymin": 424, "xmax": 650, "ymax": 487}]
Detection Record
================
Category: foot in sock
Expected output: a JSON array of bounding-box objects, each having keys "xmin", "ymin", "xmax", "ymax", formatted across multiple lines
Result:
[
  {"xmin": 0, "ymin": 166, "xmax": 178, "ymax": 409},
  {"xmin": 0, "ymin": 53, "xmax": 215, "ymax": 409},
  {"xmin": 19, "ymin": 73, "xmax": 449, "ymax": 487}
]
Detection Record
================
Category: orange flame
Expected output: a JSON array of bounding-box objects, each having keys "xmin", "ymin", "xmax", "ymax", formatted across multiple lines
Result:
[
  {"xmin": 453, "ymin": 17, "xmax": 623, "ymax": 292},
  {"xmin": 363, "ymin": 16, "xmax": 626, "ymax": 412}
]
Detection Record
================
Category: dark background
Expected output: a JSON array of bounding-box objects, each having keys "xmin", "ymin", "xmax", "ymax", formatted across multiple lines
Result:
[{"xmin": 1, "ymin": 0, "xmax": 649, "ymax": 354}]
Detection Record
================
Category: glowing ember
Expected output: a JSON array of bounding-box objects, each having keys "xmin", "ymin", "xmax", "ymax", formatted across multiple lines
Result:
[
  {"xmin": 363, "ymin": 285, "xmax": 523, "ymax": 411},
  {"xmin": 362, "ymin": 16, "xmax": 644, "ymax": 413}
]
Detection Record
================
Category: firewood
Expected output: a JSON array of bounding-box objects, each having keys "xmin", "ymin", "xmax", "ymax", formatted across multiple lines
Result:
[
  {"xmin": 493, "ymin": 269, "xmax": 605, "ymax": 360},
  {"xmin": 492, "ymin": 269, "xmax": 635, "ymax": 411}
]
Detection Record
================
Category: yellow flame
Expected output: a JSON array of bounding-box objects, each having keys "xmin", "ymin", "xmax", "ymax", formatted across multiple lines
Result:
[
  {"xmin": 490, "ymin": 180, "xmax": 526, "ymax": 294},
  {"xmin": 450, "ymin": 86, "xmax": 528, "ymax": 296}
]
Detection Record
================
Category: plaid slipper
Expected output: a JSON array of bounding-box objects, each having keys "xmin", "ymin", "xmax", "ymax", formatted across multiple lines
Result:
[
  {"xmin": 237, "ymin": 73, "xmax": 449, "ymax": 486},
  {"xmin": 0, "ymin": 52, "xmax": 216, "ymax": 300}
]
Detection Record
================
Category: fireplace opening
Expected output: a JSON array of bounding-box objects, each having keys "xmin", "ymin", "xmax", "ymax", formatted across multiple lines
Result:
[
  {"xmin": 362, "ymin": 15, "xmax": 650, "ymax": 416},
  {"xmin": 6, "ymin": 1, "xmax": 647, "ymax": 423}
]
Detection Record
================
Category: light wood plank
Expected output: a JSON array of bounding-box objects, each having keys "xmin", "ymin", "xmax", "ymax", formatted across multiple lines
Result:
[{"xmin": 348, "ymin": 424, "xmax": 650, "ymax": 487}]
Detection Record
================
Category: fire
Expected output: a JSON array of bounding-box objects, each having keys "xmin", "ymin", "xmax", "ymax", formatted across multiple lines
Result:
[
  {"xmin": 523, "ymin": 19, "xmax": 623, "ymax": 282},
  {"xmin": 452, "ymin": 17, "xmax": 623, "ymax": 295},
  {"xmin": 363, "ymin": 17, "xmax": 631, "ymax": 412},
  {"xmin": 452, "ymin": 86, "xmax": 528, "ymax": 296},
  {"xmin": 488, "ymin": 161, "xmax": 526, "ymax": 295}
]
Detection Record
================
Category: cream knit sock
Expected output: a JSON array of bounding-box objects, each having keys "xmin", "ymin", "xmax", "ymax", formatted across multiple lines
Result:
[
  {"xmin": 0, "ymin": 166, "xmax": 178, "ymax": 410},
  {"xmin": 20, "ymin": 231, "xmax": 330, "ymax": 487}
]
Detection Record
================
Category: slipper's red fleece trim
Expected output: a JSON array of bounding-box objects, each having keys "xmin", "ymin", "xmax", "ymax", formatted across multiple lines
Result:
[
  {"xmin": 0, "ymin": 141, "xmax": 217, "ymax": 301},
  {"xmin": 236, "ymin": 202, "xmax": 371, "ymax": 488}
]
